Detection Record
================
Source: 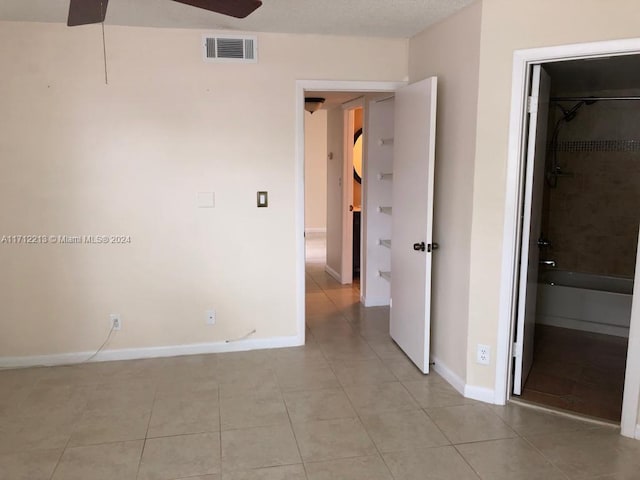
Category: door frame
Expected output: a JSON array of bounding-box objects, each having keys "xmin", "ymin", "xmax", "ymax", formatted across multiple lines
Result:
[
  {"xmin": 295, "ymin": 80, "xmax": 406, "ymax": 344},
  {"xmin": 496, "ymin": 38, "xmax": 640, "ymax": 439},
  {"xmin": 340, "ymin": 97, "xmax": 366, "ymax": 284}
]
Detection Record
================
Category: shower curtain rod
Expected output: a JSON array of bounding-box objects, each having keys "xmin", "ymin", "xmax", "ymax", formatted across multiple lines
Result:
[{"xmin": 551, "ymin": 96, "xmax": 640, "ymax": 102}]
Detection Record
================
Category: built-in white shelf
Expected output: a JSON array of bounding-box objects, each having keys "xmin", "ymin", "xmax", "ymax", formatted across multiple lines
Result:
[
  {"xmin": 379, "ymin": 239, "xmax": 391, "ymax": 249},
  {"xmin": 377, "ymin": 172, "xmax": 393, "ymax": 180},
  {"xmin": 378, "ymin": 138, "xmax": 394, "ymax": 146},
  {"xmin": 379, "ymin": 271, "xmax": 391, "ymax": 281},
  {"xmin": 377, "ymin": 206, "xmax": 392, "ymax": 215}
]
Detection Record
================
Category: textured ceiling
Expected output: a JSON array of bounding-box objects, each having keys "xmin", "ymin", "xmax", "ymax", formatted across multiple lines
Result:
[{"xmin": 0, "ymin": 0, "xmax": 475, "ymax": 38}]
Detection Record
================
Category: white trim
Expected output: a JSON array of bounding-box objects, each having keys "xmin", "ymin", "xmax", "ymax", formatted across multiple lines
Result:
[
  {"xmin": 635, "ymin": 424, "xmax": 640, "ymax": 440},
  {"xmin": 304, "ymin": 228, "xmax": 326, "ymax": 234},
  {"xmin": 295, "ymin": 79, "xmax": 406, "ymax": 345},
  {"xmin": 497, "ymin": 38, "xmax": 640, "ymax": 435},
  {"xmin": 431, "ymin": 356, "xmax": 465, "ymax": 396},
  {"xmin": 432, "ymin": 356, "xmax": 495, "ymax": 403},
  {"xmin": 324, "ymin": 264, "xmax": 342, "ymax": 283},
  {"xmin": 622, "ymin": 227, "xmax": 640, "ymax": 438},
  {"xmin": 0, "ymin": 335, "xmax": 302, "ymax": 369},
  {"xmin": 361, "ymin": 295, "xmax": 391, "ymax": 307},
  {"xmin": 342, "ymin": 96, "xmax": 366, "ymax": 111},
  {"xmin": 295, "ymin": 81, "xmax": 307, "ymax": 348},
  {"xmin": 299, "ymin": 80, "xmax": 407, "ymax": 93},
  {"xmin": 464, "ymin": 384, "xmax": 496, "ymax": 404}
]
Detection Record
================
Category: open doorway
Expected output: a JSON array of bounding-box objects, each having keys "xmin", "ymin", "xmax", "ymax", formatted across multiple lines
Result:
[
  {"xmin": 298, "ymin": 77, "xmax": 440, "ymax": 379},
  {"xmin": 511, "ymin": 55, "xmax": 640, "ymax": 423},
  {"xmin": 302, "ymin": 93, "xmax": 367, "ymax": 281}
]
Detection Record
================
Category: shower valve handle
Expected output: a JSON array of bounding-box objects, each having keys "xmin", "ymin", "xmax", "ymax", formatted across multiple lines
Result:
[{"xmin": 537, "ymin": 238, "xmax": 552, "ymax": 248}]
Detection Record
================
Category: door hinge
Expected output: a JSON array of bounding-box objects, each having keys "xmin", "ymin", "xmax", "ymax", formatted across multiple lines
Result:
[
  {"xmin": 527, "ymin": 95, "xmax": 538, "ymax": 114},
  {"xmin": 512, "ymin": 341, "xmax": 519, "ymax": 358}
]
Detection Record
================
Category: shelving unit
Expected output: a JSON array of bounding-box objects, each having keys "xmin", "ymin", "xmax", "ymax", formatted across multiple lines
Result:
[
  {"xmin": 363, "ymin": 100, "xmax": 394, "ymax": 306},
  {"xmin": 379, "ymin": 271, "xmax": 391, "ymax": 281}
]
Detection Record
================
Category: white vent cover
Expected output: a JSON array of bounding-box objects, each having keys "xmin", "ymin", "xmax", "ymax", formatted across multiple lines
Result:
[{"xmin": 203, "ymin": 34, "xmax": 257, "ymax": 63}]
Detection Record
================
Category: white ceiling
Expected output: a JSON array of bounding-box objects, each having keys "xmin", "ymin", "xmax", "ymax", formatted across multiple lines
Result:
[{"xmin": 0, "ymin": 0, "xmax": 474, "ymax": 38}]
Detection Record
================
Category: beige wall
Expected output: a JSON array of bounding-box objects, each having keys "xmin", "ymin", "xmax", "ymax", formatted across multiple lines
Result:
[
  {"xmin": 408, "ymin": 1, "xmax": 482, "ymax": 381},
  {"xmin": 0, "ymin": 21, "xmax": 407, "ymax": 358},
  {"xmin": 467, "ymin": 0, "xmax": 640, "ymax": 389},
  {"xmin": 304, "ymin": 110, "xmax": 327, "ymax": 232}
]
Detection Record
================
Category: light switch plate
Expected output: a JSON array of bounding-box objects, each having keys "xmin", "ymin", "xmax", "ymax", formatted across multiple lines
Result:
[
  {"xmin": 257, "ymin": 191, "xmax": 268, "ymax": 207},
  {"xmin": 197, "ymin": 192, "xmax": 215, "ymax": 208}
]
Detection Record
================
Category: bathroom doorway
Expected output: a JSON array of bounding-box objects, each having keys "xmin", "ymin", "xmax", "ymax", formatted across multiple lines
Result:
[{"xmin": 512, "ymin": 55, "xmax": 640, "ymax": 422}]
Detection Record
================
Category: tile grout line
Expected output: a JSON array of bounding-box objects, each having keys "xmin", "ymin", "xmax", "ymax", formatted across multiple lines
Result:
[
  {"xmin": 305, "ymin": 268, "xmax": 398, "ymax": 479},
  {"xmin": 135, "ymin": 383, "xmax": 159, "ymax": 479},
  {"xmin": 280, "ymin": 384, "xmax": 311, "ymax": 480},
  {"xmin": 217, "ymin": 378, "xmax": 223, "ymax": 477},
  {"xmin": 476, "ymin": 404, "xmax": 572, "ymax": 479},
  {"xmin": 47, "ymin": 388, "xmax": 87, "ymax": 480},
  {"xmin": 307, "ymin": 260, "xmax": 540, "ymax": 479},
  {"xmin": 519, "ymin": 433, "xmax": 572, "ymax": 480}
]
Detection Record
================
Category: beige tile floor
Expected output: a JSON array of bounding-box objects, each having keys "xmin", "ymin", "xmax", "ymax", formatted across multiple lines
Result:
[{"xmin": 1, "ymin": 236, "xmax": 639, "ymax": 479}]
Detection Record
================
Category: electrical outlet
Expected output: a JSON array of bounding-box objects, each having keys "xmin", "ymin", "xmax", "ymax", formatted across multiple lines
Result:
[
  {"xmin": 477, "ymin": 344, "xmax": 490, "ymax": 365},
  {"xmin": 206, "ymin": 310, "xmax": 216, "ymax": 326},
  {"xmin": 110, "ymin": 314, "xmax": 122, "ymax": 331}
]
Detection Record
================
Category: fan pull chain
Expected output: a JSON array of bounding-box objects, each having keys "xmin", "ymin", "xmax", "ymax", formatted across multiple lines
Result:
[{"xmin": 101, "ymin": 1, "xmax": 108, "ymax": 85}]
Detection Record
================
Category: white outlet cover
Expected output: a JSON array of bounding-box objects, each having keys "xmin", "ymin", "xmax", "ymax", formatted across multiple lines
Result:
[
  {"xmin": 477, "ymin": 344, "xmax": 490, "ymax": 365},
  {"xmin": 109, "ymin": 314, "xmax": 122, "ymax": 331}
]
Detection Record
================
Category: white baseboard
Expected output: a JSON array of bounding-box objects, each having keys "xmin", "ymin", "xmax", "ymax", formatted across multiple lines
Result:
[
  {"xmin": 0, "ymin": 335, "xmax": 303, "ymax": 369},
  {"xmin": 305, "ymin": 228, "xmax": 327, "ymax": 234},
  {"xmin": 362, "ymin": 295, "xmax": 390, "ymax": 307},
  {"xmin": 464, "ymin": 384, "xmax": 496, "ymax": 403},
  {"xmin": 324, "ymin": 265, "xmax": 341, "ymax": 283},
  {"xmin": 431, "ymin": 355, "xmax": 496, "ymax": 404},
  {"xmin": 431, "ymin": 356, "xmax": 465, "ymax": 396}
]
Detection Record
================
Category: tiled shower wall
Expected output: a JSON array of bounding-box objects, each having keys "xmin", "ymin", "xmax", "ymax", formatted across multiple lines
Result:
[{"xmin": 541, "ymin": 91, "xmax": 640, "ymax": 278}]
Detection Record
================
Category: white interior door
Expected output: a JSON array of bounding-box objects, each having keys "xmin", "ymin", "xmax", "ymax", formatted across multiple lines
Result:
[
  {"xmin": 390, "ymin": 77, "xmax": 438, "ymax": 374},
  {"xmin": 513, "ymin": 65, "xmax": 551, "ymax": 395}
]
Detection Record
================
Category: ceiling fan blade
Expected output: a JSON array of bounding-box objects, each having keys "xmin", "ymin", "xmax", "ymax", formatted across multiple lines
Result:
[
  {"xmin": 172, "ymin": 0, "xmax": 263, "ymax": 19},
  {"xmin": 67, "ymin": 0, "xmax": 109, "ymax": 26}
]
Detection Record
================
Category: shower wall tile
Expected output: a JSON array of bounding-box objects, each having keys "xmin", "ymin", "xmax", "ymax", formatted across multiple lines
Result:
[{"xmin": 545, "ymin": 151, "xmax": 640, "ymax": 278}]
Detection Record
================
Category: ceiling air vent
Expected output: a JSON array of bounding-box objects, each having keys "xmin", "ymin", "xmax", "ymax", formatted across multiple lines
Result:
[{"xmin": 203, "ymin": 35, "xmax": 258, "ymax": 63}]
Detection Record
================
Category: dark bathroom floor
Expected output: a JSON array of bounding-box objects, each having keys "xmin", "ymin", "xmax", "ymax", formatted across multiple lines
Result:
[{"xmin": 520, "ymin": 325, "xmax": 628, "ymax": 422}]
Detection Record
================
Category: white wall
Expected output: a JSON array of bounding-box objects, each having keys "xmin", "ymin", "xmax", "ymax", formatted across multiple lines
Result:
[
  {"xmin": 0, "ymin": 21, "xmax": 408, "ymax": 361},
  {"xmin": 467, "ymin": 0, "xmax": 640, "ymax": 391},
  {"xmin": 324, "ymin": 107, "xmax": 344, "ymax": 279},
  {"xmin": 304, "ymin": 110, "xmax": 327, "ymax": 233},
  {"xmin": 408, "ymin": 1, "xmax": 482, "ymax": 382}
]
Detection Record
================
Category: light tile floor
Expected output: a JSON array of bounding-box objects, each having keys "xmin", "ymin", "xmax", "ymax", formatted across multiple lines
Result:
[{"xmin": 1, "ymin": 240, "xmax": 639, "ymax": 479}]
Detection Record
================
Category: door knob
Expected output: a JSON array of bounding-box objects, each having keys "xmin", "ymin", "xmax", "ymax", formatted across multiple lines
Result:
[
  {"xmin": 349, "ymin": 205, "xmax": 354, "ymax": 212},
  {"xmin": 428, "ymin": 243, "xmax": 439, "ymax": 252},
  {"xmin": 413, "ymin": 242, "xmax": 426, "ymax": 252}
]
